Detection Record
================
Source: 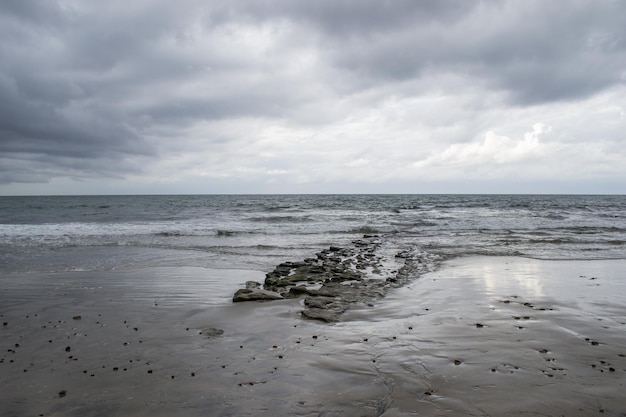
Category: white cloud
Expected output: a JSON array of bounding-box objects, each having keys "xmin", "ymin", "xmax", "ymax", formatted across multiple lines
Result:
[{"xmin": 417, "ymin": 123, "xmax": 550, "ymax": 168}]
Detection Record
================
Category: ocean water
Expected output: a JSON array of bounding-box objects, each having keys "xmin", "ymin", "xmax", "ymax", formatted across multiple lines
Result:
[{"xmin": 0, "ymin": 194, "xmax": 625, "ymax": 274}]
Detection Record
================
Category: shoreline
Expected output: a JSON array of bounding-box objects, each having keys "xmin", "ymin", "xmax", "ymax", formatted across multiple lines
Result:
[{"xmin": 1, "ymin": 256, "xmax": 625, "ymax": 416}]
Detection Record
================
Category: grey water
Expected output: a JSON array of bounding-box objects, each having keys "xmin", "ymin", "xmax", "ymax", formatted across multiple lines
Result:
[{"xmin": 1, "ymin": 194, "xmax": 625, "ymax": 274}]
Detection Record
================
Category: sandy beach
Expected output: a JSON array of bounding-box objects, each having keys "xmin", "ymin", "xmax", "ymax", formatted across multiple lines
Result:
[{"xmin": 1, "ymin": 257, "xmax": 625, "ymax": 416}]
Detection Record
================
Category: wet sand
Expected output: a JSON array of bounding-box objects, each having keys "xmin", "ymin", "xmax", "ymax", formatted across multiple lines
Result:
[{"xmin": 1, "ymin": 257, "xmax": 625, "ymax": 416}]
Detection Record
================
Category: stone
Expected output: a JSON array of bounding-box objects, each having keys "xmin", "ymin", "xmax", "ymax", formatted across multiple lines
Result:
[
  {"xmin": 245, "ymin": 281, "xmax": 261, "ymax": 289},
  {"xmin": 301, "ymin": 308, "xmax": 341, "ymax": 323},
  {"xmin": 286, "ymin": 286, "xmax": 320, "ymax": 298},
  {"xmin": 199, "ymin": 327, "xmax": 224, "ymax": 338},
  {"xmin": 232, "ymin": 288, "xmax": 283, "ymax": 302}
]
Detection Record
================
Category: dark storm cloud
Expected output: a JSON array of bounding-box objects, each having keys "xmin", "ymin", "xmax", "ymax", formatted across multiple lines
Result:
[
  {"xmin": 267, "ymin": 0, "xmax": 626, "ymax": 105},
  {"xmin": 1, "ymin": 0, "xmax": 625, "ymax": 188},
  {"xmin": 201, "ymin": 0, "xmax": 626, "ymax": 103},
  {"xmin": 220, "ymin": 0, "xmax": 475, "ymax": 35}
]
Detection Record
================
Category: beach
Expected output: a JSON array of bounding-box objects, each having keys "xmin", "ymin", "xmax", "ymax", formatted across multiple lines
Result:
[{"xmin": 2, "ymin": 256, "xmax": 625, "ymax": 416}]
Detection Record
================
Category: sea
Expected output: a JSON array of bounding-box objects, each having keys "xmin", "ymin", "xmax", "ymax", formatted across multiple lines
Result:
[{"xmin": 1, "ymin": 194, "xmax": 625, "ymax": 275}]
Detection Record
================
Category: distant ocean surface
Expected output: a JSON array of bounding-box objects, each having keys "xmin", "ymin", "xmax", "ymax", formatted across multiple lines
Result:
[{"xmin": 1, "ymin": 194, "xmax": 625, "ymax": 274}]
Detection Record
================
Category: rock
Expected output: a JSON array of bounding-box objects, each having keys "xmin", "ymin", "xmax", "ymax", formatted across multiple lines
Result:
[
  {"xmin": 231, "ymin": 237, "xmax": 439, "ymax": 321},
  {"xmin": 232, "ymin": 288, "xmax": 283, "ymax": 302},
  {"xmin": 199, "ymin": 327, "xmax": 224, "ymax": 338},
  {"xmin": 304, "ymin": 296, "xmax": 337, "ymax": 309},
  {"xmin": 286, "ymin": 285, "xmax": 320, "ymax": 298},
  {"xmin": 301, "ymin": 308, "xmax": 341, "ymax": 323},
  {"xmin": 245, "ymin": 281, "xmax": 261, "ymax": 289}
]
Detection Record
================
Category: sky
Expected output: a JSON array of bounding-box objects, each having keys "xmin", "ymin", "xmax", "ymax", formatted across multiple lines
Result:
[{"xmin": 1, "ymin": 0, "xmax": 625, "ymax": 195}]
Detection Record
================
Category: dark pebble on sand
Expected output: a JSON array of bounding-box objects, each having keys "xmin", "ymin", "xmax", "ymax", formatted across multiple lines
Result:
[
  {"xmin": 475, "ymin": 323, "xmax": 484, "ymax": 328},
  {"xmin": 58, "ymin": 390, "xmax": 66, "ymax": 398},
  {"xmin": 147, "ymin": 369, "xmax": 153, "ymax": 374},
  {"xmin": 454, "ymin": 359, "xmax": 462, "ymax": 365},
  {"xmin": 72, "ymin": 316, "xmax": 81, "ymax": 320},
  {"xmin": 65, "ymin": 346, "xmax": 71, "ymax": 352}
]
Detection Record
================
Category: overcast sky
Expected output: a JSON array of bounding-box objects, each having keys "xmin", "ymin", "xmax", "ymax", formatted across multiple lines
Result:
[{"xmin": 1, "ymin": 0, "xmax": 625, "ymax": 195}]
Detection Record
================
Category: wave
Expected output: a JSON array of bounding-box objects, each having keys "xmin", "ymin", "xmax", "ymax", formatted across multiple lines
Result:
[
  {"xmin": 154, "ymin": 231, "xmax": 193, "ymax": 237},
  {"xmin": 349, "ymin": 225, "xmax": 384, "ymax": 234},
  {"xmin": 249, "ymin": 215, "xmax": 312, "ymax": 223},
  {"xmin": 527, "ymin": 238, "xmax": 579, "ymax": 244},
  {"xmin": 216, "ymin": 230, "xmax": 238, "ymax": 237}
]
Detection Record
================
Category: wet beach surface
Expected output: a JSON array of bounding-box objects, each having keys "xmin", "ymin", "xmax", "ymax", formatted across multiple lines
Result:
[{"xmin": 1, "ymin": 257, "xmax": 625, "ymax": 416}]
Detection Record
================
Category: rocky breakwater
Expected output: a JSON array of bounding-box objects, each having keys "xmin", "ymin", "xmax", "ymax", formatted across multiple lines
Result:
[{"xmin": 233, "ymin": 235, "xmax": 439, "ymax": 322}]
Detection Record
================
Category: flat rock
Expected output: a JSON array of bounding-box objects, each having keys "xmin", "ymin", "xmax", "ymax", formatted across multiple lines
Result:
[
  {"xmin": 300, "ymin": 308, "xmax": 341, "ymax": 323},
  {"xmin": 232, "ymin": 288, "xmax": 284, "ymax": 302}
]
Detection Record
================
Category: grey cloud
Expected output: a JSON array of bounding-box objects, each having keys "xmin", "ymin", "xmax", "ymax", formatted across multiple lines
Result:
[
  {"xmin": 227, "ymin": 0, "xmax": 475, "ymax": 34},
  {"xmin": 1, "ymin": 0, "xmax": 625, "ymax": 189},
  {"xmin": 315, "ymin": 1, "xmax": 626, "ymax": 104},
  {"xmin": 201, "ymin": 1, "xmax": 626, "ymax": 104}
]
